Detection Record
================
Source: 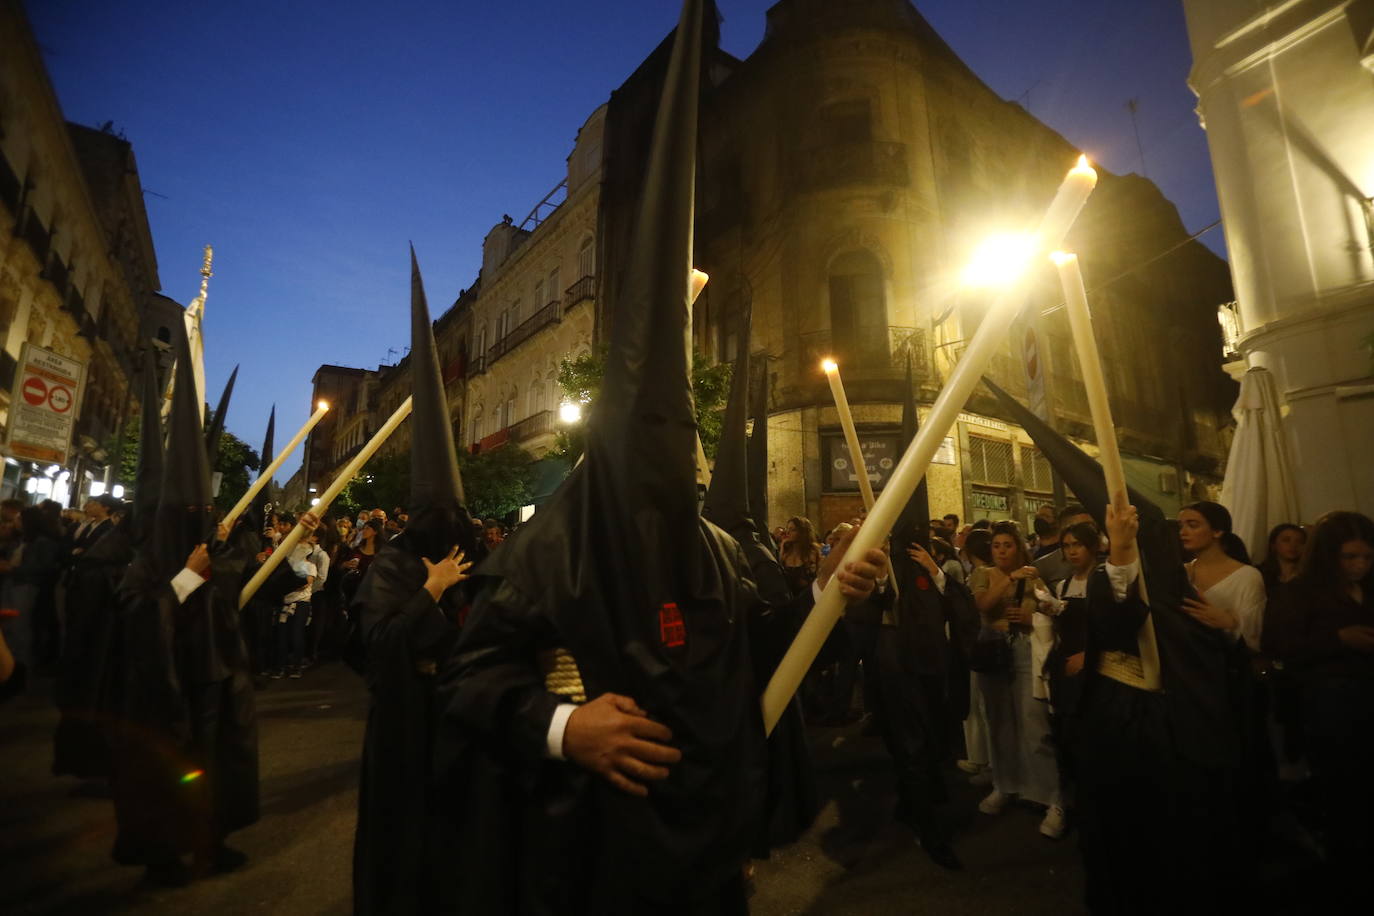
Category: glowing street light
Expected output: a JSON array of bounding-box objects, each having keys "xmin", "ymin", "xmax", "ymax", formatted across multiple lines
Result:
[
  {"xmin": 960, "ymin": 233, "xmax": 1038, "ymax": 288},
  {"xmin": 558, "ymin": 401, "xmax": 583, "ymax": 425}
]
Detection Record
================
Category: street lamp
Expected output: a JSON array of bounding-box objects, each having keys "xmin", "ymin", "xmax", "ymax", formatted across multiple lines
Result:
[
  {"xmin": 558, "ymin": 401, "xmax": 583, "ymax": 425},
  {"xmin": 960, "ymin": 233, "xmax": 1037, "ymax": 288}
]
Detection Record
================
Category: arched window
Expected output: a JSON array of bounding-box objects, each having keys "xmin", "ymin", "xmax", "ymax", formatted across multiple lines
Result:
[
  {"xmin": 533, "ymin": 278, "xmax": 545, "ymax": 310},
  {"xmin": 470, "ymin": 406, "xmax": 483, "ymax": 445},
  {"xmin": 529, "ymin": 376, "xmax": 543, "ymax": 415},
  {"xmin": 548, "ymin": 266, "xmax": 561, "ymax": 303},
  {"xmin": 156, "ymin": 326, "xmax": 171, "ymax": 344},
  {"xmin": 828, "ymin": 250, "xmax": 887, "ymax": 363},
  {"xmin": 577, "ymin": 236, "xmax": 594, "ymax": 279}
]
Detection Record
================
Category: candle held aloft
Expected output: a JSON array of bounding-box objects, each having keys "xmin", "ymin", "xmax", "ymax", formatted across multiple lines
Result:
[
  {"xmin": 760, "ymin": 155, "xmax": 1101, "ymax": 734},
  {"xmin": 239, "ymin": 396, "xmax": 413, "ymax": 609},
  {"xmin": 1051, "ymin": 252, "xmax": 1127, "ymax": 509},
  {"xmin": 221, "ymin": 401, "xmax": 330, "ymax": 533},
  {"xmin": 822, "ymin": 359, "xmax": 876, "ymax": 512}
]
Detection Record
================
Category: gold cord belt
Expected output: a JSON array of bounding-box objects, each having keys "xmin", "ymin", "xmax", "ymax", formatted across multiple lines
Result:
[{"xmin": 538, "ymin": 647, "xmax": 586, "ymax": 704}]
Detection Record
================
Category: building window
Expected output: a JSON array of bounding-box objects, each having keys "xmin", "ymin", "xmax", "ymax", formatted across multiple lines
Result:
[
  {"xmin": 967, "ymin": 435, "xmax": 1014, "ymax": 485},
  {"xmin": 533, "ymin": 279, "xmax": 544, "ymax": 310},
  {"xmin": 1020, "ymin": 445, "xmax": 1054, "ymax": 493},
  {"xmin": 548, "ymin": 266, "xmax": 561, "ymax": 299},
  {"xmin": 828, "ymin": 249, "xmax": 887, "ymax": 364},
  {"xmin": 577, "ymin": 236, "xmax": 594, "ymax": 278},
  {"xmin": 819, "ymin": 99, "xmax": 872, "ymax": 144}
]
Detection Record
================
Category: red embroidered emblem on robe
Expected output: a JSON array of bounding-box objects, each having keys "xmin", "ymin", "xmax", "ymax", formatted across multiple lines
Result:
[
  {"xmin": 916, "ymin": 575, "xmax": 931, "ymax": 590},
  {"xmin": 659, "ymin": 602, "xmax": 686, "ymax": 648}
]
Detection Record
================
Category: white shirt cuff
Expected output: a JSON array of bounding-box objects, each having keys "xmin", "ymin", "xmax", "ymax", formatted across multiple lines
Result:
[
  {"xmin": 545, "ymin": 702, "xmax": 577, "ymax": 760},
  {"xmin": 171, "ymin": 568, "xmax": 206, "ymax": 604},
  {"xmin": 1104, "ymin": 559, "xmax": 1140, "ymax": 603},
  {"xmin": 932, "ymin": 567, "xmax": 947, "ymax": 594}
]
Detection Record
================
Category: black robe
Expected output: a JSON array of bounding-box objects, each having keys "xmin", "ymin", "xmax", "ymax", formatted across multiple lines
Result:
[
  {"xmin": 432, "ymin": 520, "xmax": 810, "ymax": 915},
  {"xmin": 109, "ymin": 536, "xmax": 259, "ymax": 865},
  {"xmin": 349, "ymin": 540, "xmax": 466, "ymax": 916},
  {"xmin": 53, "ymin": 523, "xmax": 133, "ymax": 778}
]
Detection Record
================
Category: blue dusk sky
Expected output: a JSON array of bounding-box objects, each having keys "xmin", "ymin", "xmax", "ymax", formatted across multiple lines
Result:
[{"xmin": 27, "ymin": 0, "xmax": 1223, "ymax": 474}]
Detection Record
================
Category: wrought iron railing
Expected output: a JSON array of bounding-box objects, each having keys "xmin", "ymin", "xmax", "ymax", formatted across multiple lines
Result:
[
  {"xmin": 564, "ymin": 275, "xmax": 595, "ymax": 309},
  {"xmin": 509, "ymin": 409, "xmax": 555, "ymax": 443}
]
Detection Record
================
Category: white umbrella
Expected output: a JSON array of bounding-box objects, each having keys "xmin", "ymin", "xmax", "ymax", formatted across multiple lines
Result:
[{"xmin": 1220, "ymin": 366, "xmax": 1300, "ymax": 563}]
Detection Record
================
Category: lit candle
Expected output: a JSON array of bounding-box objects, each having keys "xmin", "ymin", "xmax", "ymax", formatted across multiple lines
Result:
[
  {"xmin": 691, "ymin": 269, "xmax": 710, "ymax": 487},
  {"xmin": 238, "ymin": 395, "xmax": 413, "ymax": 609},
  {"xmin": 1051, "ymin": 252, "xmax": 1126, "ymax": 509},
  {"xmin": 821, "ymin": 358, "xmax": 876, "ymax": 513},
  {"xmin": 761, "ymin": 155, "xmax": 1099, "ymax": 734},
  {"xmin": 220, "ymin": 401, "xmax": 330, "ymax": 533},
  {"xmin": 1052, "ymin": 249, "xmax": 1161, "ymax": 687}
]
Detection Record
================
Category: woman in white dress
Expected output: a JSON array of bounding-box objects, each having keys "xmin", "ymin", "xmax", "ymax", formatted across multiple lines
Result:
[{"xmin": 1177, "ymin": 501, "xmax": 1266, "ymax": 650}]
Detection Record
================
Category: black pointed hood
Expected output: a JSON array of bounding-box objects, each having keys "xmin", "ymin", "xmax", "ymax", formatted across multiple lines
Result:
[
  {"xmin": 148, "ymin": 314, "xmax": 214, "ymax": 575},
  {"xmin": 400, "ymin": 245, "xmax": 477, "ymax": 562},
  {"xmin": 703, "ymin": 308, "xmax": 790, "ymax": 604},
  {"xmin": 204, "ymin": 364, "xmax": 238, "ymax": 460},
  {"xmin": 132, "ymin": 347, "xmax": 164, "ymax": 544},
  {"xmin": 703, "ymin": 310, "xmax": 752, "ymax": 534},
  {"xmin": 249, "ymin": 405, "xmax": 275, "ymax": 534},
  {"xmin": 981, "ymin": 376, "xmax": 1183, "ymax": 606}
]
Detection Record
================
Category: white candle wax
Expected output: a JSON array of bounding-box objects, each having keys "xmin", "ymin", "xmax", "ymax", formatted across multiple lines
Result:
[
  {"xmin": 239, "ymin": 396, "xmax": 413, "ymax": 609},
  {"xmin": 221, "ymin": 401, "xmax": 330, "ymax": 533},
  {"xmin": 761, "ymin": 156, "xmax": 1099, "ymax": 734}
]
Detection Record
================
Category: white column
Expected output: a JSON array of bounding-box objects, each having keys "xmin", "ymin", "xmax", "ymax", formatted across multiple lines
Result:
[{"xmin": 1184, "ymin": 0, "xmax": 1374, "ymax": 517}]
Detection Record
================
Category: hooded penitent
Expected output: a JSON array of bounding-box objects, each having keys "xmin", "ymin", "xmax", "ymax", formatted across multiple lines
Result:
[
  {"xmin": 348, "ymin": 248, "xmax": 480, "ymax": 916},
  {"xmin": 980, "ymin": 377, "xmax": 1238, "ymax": 769},
  {"xmin": 703, "ymin": 307, "xmax": 789, "ymax": 604},
  {"xmin": 248, "ymin": 406, "xmax": 275, "ymax": 536},
  {"xmin": 396, "ymin": 244, "xmax": 479, "ymax": 564},
  {"xmin": 132, "ymin": 347, "xmax": 165, "ymax": 546},
  {"xmin": 449, "ymin": 0, "xmax": 773, "ymax": 907}
]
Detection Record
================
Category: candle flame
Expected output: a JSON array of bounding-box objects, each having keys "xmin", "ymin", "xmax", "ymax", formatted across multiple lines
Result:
[
  {"xmin": 821, "ymin": 358, "xmax": 838, "ymax": 374},
  {"xmin": 1071, "ymin": 154, "xmax": 1098, "ymax": 182},
  {"xmin": 317, "ymin": 400, "xmax": 330, "ymax": 411},
  {"xmin": 1049, "ymin": 250, "xmax": 1077, "ymax": 267},
  {"xmin": 961, "ymin": 233, "xmax": 1037, "ymax": 288}
]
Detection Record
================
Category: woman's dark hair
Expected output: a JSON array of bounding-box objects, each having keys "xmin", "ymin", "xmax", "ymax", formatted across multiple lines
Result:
[
  {"xmin": 1257, "ymin": 523, "xmax": 1306, "ymax": 590},
  {"xmin": 1298, "ymin": 511, "xmax": 1374, "ymax": 589},
  {"xmin": 1062, "ymin": 520, "xmax": 1101, "ymax": 554},
  {"xmin": 989, "ymin": 520, "xmax": 1032, "ymax": 568},
  {"xmin": 20, "ymin": 505, "xmax": 61, "ymax": 542},
  {"xmin": 365, "ymin": 518, "xmax": 385, "ymax": 535},
  {"xmin": 962, "ymin": 528, "xmax": 993, "ymax": 566},
  {"xmin": 1181, "ymin": 500, "xmax": 1251, "ymax": 563},
  {"xmin": 929, "ymin": 536, "xmax": 957, "ymax": 565}
]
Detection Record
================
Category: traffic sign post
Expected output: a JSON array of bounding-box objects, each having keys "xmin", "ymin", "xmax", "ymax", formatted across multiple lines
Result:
[{"xmin": 3, "ymin": 343, "xmax": 87, "ymax": 466}]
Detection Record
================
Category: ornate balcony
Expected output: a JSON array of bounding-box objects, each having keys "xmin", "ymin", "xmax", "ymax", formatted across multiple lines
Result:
[
  {"xmin": 793, "ymin": 141, "xmax": 908, "ymax": 193},
  {"xmin": 486, "ymin": 300, "xmax": 561, "ymax": 369},
  {"xmin": 509, "ymin": 409, "xmax": 555, "ymax": 443},
  {"xmin": 564, "ymin": 275, "xmax": 595, "ymax": 310}
]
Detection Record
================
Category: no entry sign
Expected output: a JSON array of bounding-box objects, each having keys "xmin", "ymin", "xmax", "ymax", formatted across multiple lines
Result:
[{"xmin": 4, "ymin": 343, "xmax": 86, "ymax": 465}]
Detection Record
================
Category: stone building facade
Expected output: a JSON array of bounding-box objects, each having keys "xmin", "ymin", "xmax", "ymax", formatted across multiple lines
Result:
[
  {"xmin": 305, "ymin": 0, "xmax": 1237, "ymax": 530},
  {"xmin": 1184, "ymin": 0, "xmax": 1374, "ymax": 518},
  {"xmin": 0, "ymin": 3, "xmax": 159, "ymax": 503}
]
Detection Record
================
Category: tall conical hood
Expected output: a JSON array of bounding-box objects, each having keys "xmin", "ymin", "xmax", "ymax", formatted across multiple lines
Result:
[
  {"xmin": 132, "ymin": 347, "xmax": 164, "ymax": 544},
  {"xmin": 203, "ymin": 364, "xmax": 238, "ymax": 460},
  {"xmin": 893, "ymin": 352, "xmax": 930, "ymax": 549},
  {"xmin": 584, "ymin": 0, "xmax": 708, "ymax": 535},
  {"xmin": 148, "ymin": 313, "xmax": 214, "ymax": 574},
  {"xmin": 981, "ymin": 377, "xmax": 1183, "ymax": 605},
  {"xmin": 747, "ymin": 357, "xmax": 771, "ymax": 546},
  {"xmin": 703, "ymin": 308, "xmax": 752, "ymax": 533},
  {"xmin": 403, "ymin": 245, "xmax": 476, "ymax": 561},
  {"xmin": 702, "ymin": 308, "xmax": 791, "ymax": 604},
  {"xmin": 249, "ymin": 405, "xmax": 275, "ymax": 533}
]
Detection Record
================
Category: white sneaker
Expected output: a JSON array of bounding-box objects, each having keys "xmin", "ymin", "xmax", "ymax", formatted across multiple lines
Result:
[
  {"xmin": 1039, "ymin": 804, "xmax": 1067, "ymax": 839},
  {"xmin": 978, "ymin": 790, "xmax": 1009, "ymax": 815}
]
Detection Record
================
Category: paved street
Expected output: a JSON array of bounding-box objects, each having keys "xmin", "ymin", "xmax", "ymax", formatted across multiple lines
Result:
[{"xmin": 1, "ymin": 664, "xmax": 1084, "ymax": 915}]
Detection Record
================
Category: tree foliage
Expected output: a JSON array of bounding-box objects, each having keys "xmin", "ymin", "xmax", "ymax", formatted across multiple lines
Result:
[
  {"xmin": 107, "ymin": 422, "xmax": 261, "ymax": 513},
  {"xmin": 332, "ymin": 446, "xmax": 536, "ymax": 523},
  {"xmin": 547, "ymin": 345, "xmax": 732, "ymax": 464}
]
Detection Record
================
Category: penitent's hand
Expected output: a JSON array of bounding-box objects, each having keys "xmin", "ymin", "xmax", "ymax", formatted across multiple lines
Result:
[
  {"xmin": 907, "ymin": 542, "xmax": 941, "ymax": 579},
  {"xmin": 185, "ymin": 543, "xmax": 211, "ymax": 577},
  {"xmin": 819, "ymin": 525, "xmax": 889, "ymax": 605},
  {"xmin": 563, "ymin": 693, "xmax": 682, "ymax": 797},
  {"xmin": 422, "ymin": 547, "xmax": 472, "ymax": 602},
  {"xmin": 1106, "ymin": 503, "xmax": 1139, "ymax": 568}
]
